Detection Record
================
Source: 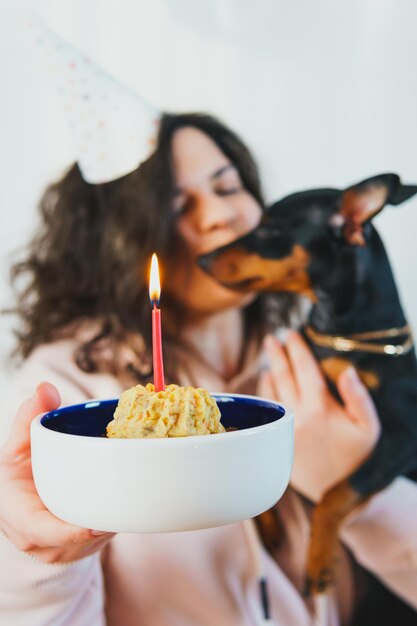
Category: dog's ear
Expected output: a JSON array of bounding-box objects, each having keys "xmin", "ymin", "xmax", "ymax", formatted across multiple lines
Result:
[
  {"xmin": 387, "ymin": 176, "xmax": 417, "ymax": 205},
  {"xmin": 337, "ymin": 173, "xmax": 417, "ymax": 245}
]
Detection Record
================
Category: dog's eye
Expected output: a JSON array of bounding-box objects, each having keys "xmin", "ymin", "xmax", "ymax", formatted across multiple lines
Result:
[
  {"xmin": 256, "ymin": 226, "xmax": 282, "ymax": 239},
  {"xmin": 328, "ymin": 214, "xmax": 345, "ymax": 228}
]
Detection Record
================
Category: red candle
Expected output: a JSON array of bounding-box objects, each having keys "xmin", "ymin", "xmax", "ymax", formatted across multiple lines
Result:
[{"xmin": 149, "ymin": 253, "xmax": 165, "ymax": 391}]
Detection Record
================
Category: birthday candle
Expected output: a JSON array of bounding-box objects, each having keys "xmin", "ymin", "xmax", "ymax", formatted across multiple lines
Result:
[{"xmin": 149, "ymin": 253, "xmax": 165, "ymax": 391}]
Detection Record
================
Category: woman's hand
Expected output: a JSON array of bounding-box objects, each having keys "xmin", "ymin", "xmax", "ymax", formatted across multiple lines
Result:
[
  {"xmin": 258, "ymin": 331, "xmax": 381, "ymax": 502},
  {"xmin": 0, "ymin": 382, "xmax": 114, "ymax": 563}
]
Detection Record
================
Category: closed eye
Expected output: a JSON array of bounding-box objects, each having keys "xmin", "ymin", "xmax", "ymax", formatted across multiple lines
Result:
[
  {"xmin": 172, "ymin": 188, "xmax": 242, "ymax": 217},
  {"xmin": 172, "ymin": 180, "xmax": 243, "ymax": 217},
  {"xmin": 216, "ymin": 187, "xmax": 242, "ymax": 196},
  {"xmin": 172, "ymin": 199, "xmax": 190, "ymax": 218}
]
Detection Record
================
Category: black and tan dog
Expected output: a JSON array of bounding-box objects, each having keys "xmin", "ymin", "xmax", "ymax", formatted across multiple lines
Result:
[{"xmin": 198, "ymin": 173, "xmax": 417, "ymax": 602}]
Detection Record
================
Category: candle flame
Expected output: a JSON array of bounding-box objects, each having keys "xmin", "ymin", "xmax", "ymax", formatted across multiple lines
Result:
[{"xmin": 149, "ymin": 253, "xmax": 161, "ymax": 305}]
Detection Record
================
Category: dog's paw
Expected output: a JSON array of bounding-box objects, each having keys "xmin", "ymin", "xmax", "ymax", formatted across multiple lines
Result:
[{"xmin": 304, "ymin": 567, "xmax": 335, "ymax": 596}]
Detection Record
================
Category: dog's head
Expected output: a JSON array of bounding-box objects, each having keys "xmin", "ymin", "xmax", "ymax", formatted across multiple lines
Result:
[{"xmin": 198, "ymin": 173, "xmax": 417, "ymax": 301}]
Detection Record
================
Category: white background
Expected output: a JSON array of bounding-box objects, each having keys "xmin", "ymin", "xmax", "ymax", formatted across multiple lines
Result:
[{"xmin": 0, "ymin": 0, "xmax": 416, "ymax": 395}]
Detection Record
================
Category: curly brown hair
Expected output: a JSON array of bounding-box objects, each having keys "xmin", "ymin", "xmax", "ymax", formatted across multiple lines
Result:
[{"xmin": 9, "ymin": 112, "xmax": 284, "ymax": 382}]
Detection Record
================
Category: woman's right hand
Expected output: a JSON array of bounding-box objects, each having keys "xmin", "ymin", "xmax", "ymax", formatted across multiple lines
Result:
[{"xmin": 0, "ymin": 382, "xmax": 114, "ymax": 563}]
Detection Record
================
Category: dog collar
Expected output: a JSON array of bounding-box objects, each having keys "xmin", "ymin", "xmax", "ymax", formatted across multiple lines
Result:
[{"xmin": 305, "ymin": 324, "xmax": 413, "ymax": 356}]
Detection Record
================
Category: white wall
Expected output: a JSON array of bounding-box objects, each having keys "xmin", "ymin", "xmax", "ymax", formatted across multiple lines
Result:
[{"xmin": 1, "ymin": 0, "xmax": 416, "ymax": 394}]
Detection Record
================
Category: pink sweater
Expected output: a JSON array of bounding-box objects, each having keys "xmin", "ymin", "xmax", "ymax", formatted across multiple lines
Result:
[{"xmin": 1, "ymin": 337, "xmax": 417, "ymax": 626}]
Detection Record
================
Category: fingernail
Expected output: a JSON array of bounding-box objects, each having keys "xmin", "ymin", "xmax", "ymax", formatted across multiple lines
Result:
[
  {"xmin": 91, "ymin": 530, "xmax": 107, "ymax": 536},
  {"xmin": 345, "ymin": 366, "xmax": 359, "ymax": 384},
  {"xmin": 276, "ymin": 328, "xmax": 290, "ymax": 344},
  {"xmin": 264, "ymin": 334, "xmax": 276, "ymax": 351},
  {"xmin": 259, "ymin": 351, "xmax": 270, "ymax": 372}
]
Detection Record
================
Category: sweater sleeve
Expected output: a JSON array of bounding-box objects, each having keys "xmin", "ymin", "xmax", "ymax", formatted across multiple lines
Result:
[
  {"xmin": 0, "ymin": 340, "xmax": 122, "ymax": 625},
  {"xmin": 0, "ymin": 531, "xmax": 105, "ymax": 626},
  {"xmin": 0, "ymin": 338, "xmax": 123, "ymax": 446},
  {"xmin": 340, "ymin": 477, "xmax": 417, "ymax": 610}
]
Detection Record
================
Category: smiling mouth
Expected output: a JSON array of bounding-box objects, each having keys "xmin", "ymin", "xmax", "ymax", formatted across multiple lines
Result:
[{"xmin": 220, "ymin": 276, "xmax": 262, "ymax": 290}]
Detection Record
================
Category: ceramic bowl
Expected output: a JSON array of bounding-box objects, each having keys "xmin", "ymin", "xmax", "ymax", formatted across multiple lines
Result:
[{"xmin": 30, "ymin": 393, "xmax": 293, "ymax": 533}]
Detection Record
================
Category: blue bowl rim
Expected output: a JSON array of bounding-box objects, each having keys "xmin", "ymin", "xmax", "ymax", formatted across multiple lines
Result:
[{"xmin": 33, "ymin": 392, "xmax": 292, "ymax": 445}]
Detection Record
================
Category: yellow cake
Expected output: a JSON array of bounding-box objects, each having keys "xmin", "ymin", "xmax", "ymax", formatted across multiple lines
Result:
[{"xmin": 106, "ymin": 383, "xmax": 224, "ymax": 438}]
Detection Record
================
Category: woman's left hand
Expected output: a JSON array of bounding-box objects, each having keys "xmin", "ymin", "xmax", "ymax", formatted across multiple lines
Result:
[{"xmin": 258, "ymin": 331, "xmax": 381, "ymax": 502}]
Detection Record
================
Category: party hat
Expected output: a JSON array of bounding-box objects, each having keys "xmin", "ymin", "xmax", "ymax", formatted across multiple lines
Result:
[{"xmin": 28, "ymin": 16, "xmax": 161, "ymax": 183}]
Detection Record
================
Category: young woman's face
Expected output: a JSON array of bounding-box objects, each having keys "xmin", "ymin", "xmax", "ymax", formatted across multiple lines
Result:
[{"xmin": 165, "ymin": 127, "xmax": 262, "ymax": 317}]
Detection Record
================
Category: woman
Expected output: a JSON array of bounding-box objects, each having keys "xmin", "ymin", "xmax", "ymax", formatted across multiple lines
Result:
[{"xmin": 0, "ymin": 113, "xmax": 416, "ymax": 626}]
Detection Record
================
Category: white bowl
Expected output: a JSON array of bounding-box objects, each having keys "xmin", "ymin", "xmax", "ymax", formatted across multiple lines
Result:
[{"xmin": 30, "ymin": 393, "xmax": 293, "ymax": 533}]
